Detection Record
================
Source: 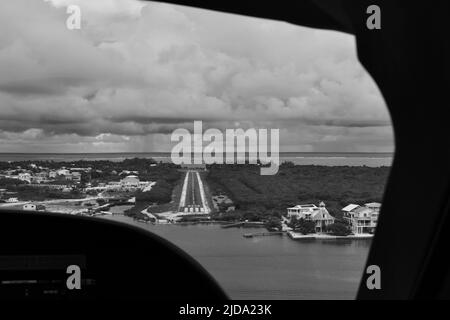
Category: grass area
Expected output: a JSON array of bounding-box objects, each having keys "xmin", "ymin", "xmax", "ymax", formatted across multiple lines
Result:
[{"xmin": 198, "ymin": 171, "xmax": 216, "ymax": 213}]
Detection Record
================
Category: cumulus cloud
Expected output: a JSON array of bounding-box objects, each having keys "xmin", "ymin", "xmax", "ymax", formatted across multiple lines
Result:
[{"xmin": 0, "ymin": 0, "xmax": 393, "ymax": 152}]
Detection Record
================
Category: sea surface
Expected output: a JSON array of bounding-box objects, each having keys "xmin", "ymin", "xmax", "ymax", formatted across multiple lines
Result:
[
  {"xmin": 103, "ymin": 215, "xmax": 371, "ymax": 300},
  {"xmin": 0, "ymin": 152, "xmax": 393, "ymax": 167}
]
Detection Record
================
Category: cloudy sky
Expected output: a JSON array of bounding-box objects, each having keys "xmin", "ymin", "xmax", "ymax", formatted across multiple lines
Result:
[{"xmin": 0, "ymin": 0, "xmax": 393, "ymax": 153}]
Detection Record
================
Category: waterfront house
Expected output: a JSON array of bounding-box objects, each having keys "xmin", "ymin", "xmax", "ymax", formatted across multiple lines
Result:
[
  {"xmin": 287, "ymin": 204, "xmax": 318, "ymax": 218},
  {"xmin": 342, "ymin": 202, "xmax": 381, "ymax": 234},
  {"xmin": 365, "ymin": 202, "xmax": 381, "ymax": 212},
  {"xmin": 287, "ymin": 202, "xmax": 335, "ymax": 233},
  {"xmin": 364, "ymin": 202, "xmax": 380, "ymax": 227}
]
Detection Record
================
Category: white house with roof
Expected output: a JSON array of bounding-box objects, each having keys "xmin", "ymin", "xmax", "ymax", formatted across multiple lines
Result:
[
  {"xmin": 342, "ymin": 202, "xmax": 381, "ymax": 234},
  {"xmin": 57, "ymin": 169, "xmax": 70, "ymax": 176},
  {"xmin": 65, "ymin": 172, "xmax": 81, "ymax": 182},
  {"xmin": 18, "ymin": 172, "xmax": 32, "ymax": 183},
  {"xmin": 287, "ymin": 202, "xmax": 335, "ymax": 233},
  {"xmin": 365, "ymin": 202, "xmax": 381, "ymax": 212},
  {"xmin": 120, "ymin": 175, "xmax": 140, "ymax": 188}
]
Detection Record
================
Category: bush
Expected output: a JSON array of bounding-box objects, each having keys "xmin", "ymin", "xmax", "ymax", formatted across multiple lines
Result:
[
  {"xmin": 294, "ymin": 218, "xmax": 316, "ymax": 235},
  {"xmin": 265, "ymin": 217, "xmax": 282, "ymax": 231},
  {"xmin": 326, "ymin": 222, "xmax": 352, "ymax": 236}
]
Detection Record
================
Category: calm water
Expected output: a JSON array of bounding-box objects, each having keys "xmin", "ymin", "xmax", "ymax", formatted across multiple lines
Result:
[
  {"xmin": 0, "ymin": 152, "xmax": 392, "ymax": 167},
  {"xmin": 103, "ymin": 215, "xmax": 371, "ymax": 300}
]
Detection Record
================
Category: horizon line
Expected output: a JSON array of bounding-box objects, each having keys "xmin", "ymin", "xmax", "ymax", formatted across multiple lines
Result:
[{"xmin": 0, "ymin": 151, "xmax": 394, "ymax": 155}]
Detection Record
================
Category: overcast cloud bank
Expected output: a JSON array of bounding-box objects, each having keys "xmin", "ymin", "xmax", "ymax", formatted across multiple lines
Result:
[{"xmin": 0, "ymin": 0, "xmax": 393, "ymax": 153}]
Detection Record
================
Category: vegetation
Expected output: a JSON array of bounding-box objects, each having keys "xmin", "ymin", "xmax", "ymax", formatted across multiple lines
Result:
[
  {"xmin": 206, "ymin": 162, "xmax": 389, "ymax": 221},
  {"xmin": 0, "ymin": 178, "xmax": 28, "ymax": 188},
  {"xmin": 264, "ymin": 217, "xmax": 282, "ymax": 231},
  {"xmin": 3, "ymin": 185, "xmax": 83, "ymax": 201},
  {"xmin": 288, "ymin": 217, "xmax": 316, "ymax": 234},
  {"xmin": 326, "ymin": 221, "xmax": 353, "ymax": 236},
  {"xmin": 123, "ymin": 201, "xmax": 155, "ymax": 222}
]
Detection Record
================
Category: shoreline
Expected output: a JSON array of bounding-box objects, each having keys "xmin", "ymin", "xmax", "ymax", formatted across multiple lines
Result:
[
  {"xmin": 288, "ymin": 231, "xmax": 373, "ymax": 240},
  {"xmin": 0, "ymin": 153, "xmax": 393, "ymax": 168},
  {"xmin": 113, "ymin": 215, "xmax": 374, "ymax": 241}
]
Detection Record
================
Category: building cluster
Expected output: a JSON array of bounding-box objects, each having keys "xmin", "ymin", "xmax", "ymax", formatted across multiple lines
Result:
[
  {"xmin": 0, "ymin": 165, "xmax": 90, "ymax": 185},
  {"xmin": 84, "ymin": 175, "xmax": 155, "ymax": 192},
  {"xmin": 0, "ymin": 164, "xmax": 155, "ymax": 205},
  {"xmin": 287, "ymin": 201, "xmax": 381, "ymax": 235}
]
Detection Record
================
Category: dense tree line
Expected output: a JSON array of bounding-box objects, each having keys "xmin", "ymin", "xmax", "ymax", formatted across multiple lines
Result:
[
  {"xmin": 7, "ymin": 185, "xmax": 83, "ymax": 201},
  {"xmin": 0, "ymin": 178, "xmax": 28, "ymax": 188},
  {"xmin": 207, "ymin": 163, "xmax": 389, "ymax": 220}
]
